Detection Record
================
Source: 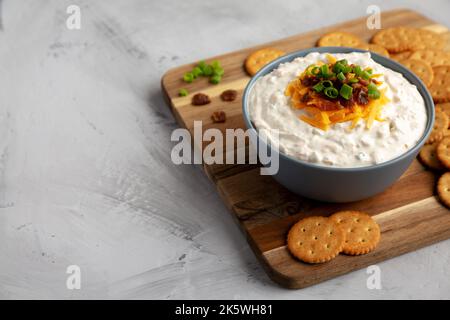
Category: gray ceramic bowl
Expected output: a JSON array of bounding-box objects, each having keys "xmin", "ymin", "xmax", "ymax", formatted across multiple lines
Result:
[{"xmin": 242, "ymin": 47, "xmax": 435, "ymax": 203}]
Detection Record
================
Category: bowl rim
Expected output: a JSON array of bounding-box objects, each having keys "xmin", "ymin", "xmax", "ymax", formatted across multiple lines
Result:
[{"xmin": 242, "ymin": 46, "xmax": 435, "ymax": 172}]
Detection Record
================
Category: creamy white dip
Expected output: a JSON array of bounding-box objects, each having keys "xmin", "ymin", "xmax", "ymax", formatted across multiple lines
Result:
[{"xmin": 249, "ymin": 52, "xmax": 427, "ymax": 168}]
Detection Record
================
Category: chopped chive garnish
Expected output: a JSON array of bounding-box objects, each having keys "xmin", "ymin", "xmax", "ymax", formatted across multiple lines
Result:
[
  {"xmin": 353, "ymin": 66, "xmax": 363, "ymax": 77},
  {"xmin": 313, "ymin": 82, "xmax": 324, "ymax": 92},
  {"xmin": 213, "ymin": 67, "xmax": 224, "ymax": 76},
  {"xmin": 320, "ymin": 64, "xmax": 330, "ymax": 77},
  {"xmin": 183, "ymin": 72, "xmax": 194, "ymax": 83},
  {"xmin": 324, "ymin": 87, "xmax": 339, "ymax": 99},
  {"xmin": 333, "ymin": 63, "xmax": 344, "ymax": 74},
  {"xmin": 321, "ymin": 80, "xmax": 333, "ymax": 88},
  {"xmin": 369, "ymin": 90, "xmax": 380, "ymax": 99},
  {"xmin": 361, "ymin": 71, "xmax": 371, "ymax": 80},
  {"xmin": 179, "ymin": 88, "xmax": 188, "ymax": 97},
  {"xmin": 211, "ymin": 60, "xmax": 221, "ymax": 70},
  {"xmin": 181, "ymin": 60, "xmax": 225, "ymax": 84},
  {"xmin": 334, "ymin": 60, "xmax": 349, "ymax": 73},
  {"xmin": 337, "ymin": 72, "xmax": 346, "ymax": 81},
  {"xmin": 340, "ymin": 84, "xmax": 353, "ymax": 100},
  {"xmin": 311, "ymin": 66, "xmax": 321, "ymax": 75},
  {"xmin": 203, "ymin": 65, "xmax": 213, "ymax": 76},
  {"xmin": 306, "ymin": 64, "xmax": 315, "ymax": 75},
  {"xmin": 198, "ymin": 60, "xmax": 207, "ymax": 71},
  {"xmin": 210, "ymin": 74, "xmax": 221, "ymax": 84},
  {"xmin": 368, "ymin": 83, "xmax": 380, "ymax": 99},
  {"xmin": 192, "ymin": 67, "xmax": 203, "ymax": 78},
  {"xmin": 368, "ymin": 83, "xmax": 377, "ymax": 90},
  {"xmin": 343, "ymin": 65, "xmax": 353, "ymax": 73}
]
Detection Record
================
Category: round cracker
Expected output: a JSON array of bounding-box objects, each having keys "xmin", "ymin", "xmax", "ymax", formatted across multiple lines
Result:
[
  {"xmin": 419, "ymin": 143, "xmax": 446, "ymax": 170},
  {"xmin": 444, "ymin": 129, "xmax": 450, "ymax": 137},
  {"xmin": 400, "ymin": 58, "xmax": 434, "ymax": 87},
  {"xmin": 437, "ymin": 172, "xmax": 450, "ymax": 208},
  {"xmin": 330, "ymin": 211, "xmax": 380, "ymax": 256},
  {"xmin": 436, "ymin": 103, "xmax": 450, "ymax": 127},
  {"xmin": 371, "ymin": 27, "xmax": 445, "ymax": 53},
  {"xmin": 356, "ymin": 43, "xmax": 390, "ymax": 57},
  {"xmin": 367, "ymin": 43, "xmax": 390, "ymax": 57},
  {"xmin": 245, "ymin": 48, "xmax": 285, "ymax": 76},
  {"xmin": 429, "ymin": 66, "xmax": 450, "ymax": 103},
  {"xmin": 287, "ymin": 216, "xmax": 344, "ymax": 264},
  {"xmin": 371, "ymin": 27, "xmax": 420, "ymax": 53},
  {"xmin": 391, "ymin": 51, "xmax": 412, "ymax": 62},
  {"xmin": 410, "ymin": 50, "xmax": 450, "ymax": 68},
  {"xmin": 414, "ymin": 29, "xmax": 446, "ymax": 51},
  {"xmin": 317, "ymin": 32, "xmax": 362, "ymax": 47},
  {"xmin": 427, "ymin": 110, "xmax": 449, "ymax": 144},
  {"xmin": 436, "ymin": 137, "xmax": 450, "ymax": 169}
]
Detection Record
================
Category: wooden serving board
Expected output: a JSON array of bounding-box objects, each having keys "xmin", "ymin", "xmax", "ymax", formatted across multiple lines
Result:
[{"xmin": 161, "ymin": 9, "xmax": 450, "ymax": 289}]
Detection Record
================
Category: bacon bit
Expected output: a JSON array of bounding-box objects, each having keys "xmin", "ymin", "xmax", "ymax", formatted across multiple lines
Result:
[
  {"xmin": 220, "ymin": 89, "xmax": 238, "ymax": 102},
  {"xmin": 359, "ymin": 79, "xmax": 369, "ymax": 86},
  {"xmin": 301, "ymin": 76, "xmax": 320, "ymax": 87},
  {"xmin": 355, "ymin": 87, "xmax": 369, "ymax": 105},
  {"xmin": 192, "ymin": 93, "xmax": 211, "ymax": 106},
  {"xmin": 301, "ymin": 93, "xmax": 310, "ymax": 103}
]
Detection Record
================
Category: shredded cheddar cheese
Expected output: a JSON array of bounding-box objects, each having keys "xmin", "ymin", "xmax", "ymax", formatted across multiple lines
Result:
[{"xmin": 285, "ymin": 56, "xmax": 390, "ymax": 131}]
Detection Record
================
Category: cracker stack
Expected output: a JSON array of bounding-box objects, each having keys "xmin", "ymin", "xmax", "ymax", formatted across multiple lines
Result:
[
  {"xmin": 316, "ymin": 27, "xmax": 450, "ymax": 104},
  {"xmin": 317, "ymin": 28, "xmax": 450, "ymax": 208},
  {"xmin": 287, "ymin": 211, "xmax": 381, "ymax": 264}
]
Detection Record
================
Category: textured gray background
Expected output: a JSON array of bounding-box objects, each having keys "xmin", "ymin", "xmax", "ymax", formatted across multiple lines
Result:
[{"xmin": 0, "ymin": 0, "xmax": 449, "ymax": 299}]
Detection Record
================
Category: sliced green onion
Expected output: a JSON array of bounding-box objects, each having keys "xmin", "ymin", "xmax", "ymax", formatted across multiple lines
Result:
[
  {"xmin": 368, "ymin": 83, "xmax": 377, "ymax": 90},
  {"xmin": 337, "ymin": 72, "xmax": 346, "ymax": 82},
  {"xmin": 210, "ymin": 74, "xmax": 221, "ymax": 84},
  {"xmin": 361, "ymin": 71, "xmax": 371, "ymax": 80},
  {"xmin": 213, "ymin": 67, "xmax": 224, "ymax": 76},
  {"xmin": 306, "ymin": 64, "xmax": 316, "ymax": 75},
  {"xmin": 368, "ymin": 83, "xmax": 380, "ymax": 99},
  {"xmin": 179, "ymin": 88, "xmax": 188, "ymax": 97},
  {"xmin": 333, "ymin": 62, "xmax": 344, "ymax": 73},
  {"xmin": 369, "ymin": 90, "xmax": 380, "ymax": 99},
  {"xmin": 340, "ymin": 84, "xmax": 353, "ymax": 100},
  {"xmin": 366, "ymin": 68, "xmax": 373, "ymax": 75},
  {"xmin": 311, "ymin": 66, "xmax": 321, "ymax": 75},
  {"xmin": 192, "ymin": 67, "xmax": 203, "ymax": 78},
  {"xmin": 321, "ymin": 80, "xmax": 333, "ymax": 88},
  {"xmin": 203, "ymin": 65, "xmax": 213, "ymax": 76},
  {"xmin": 324, "ymin": 87, "xmax": 339, "ymax": 99},
  {"xmin": 348, "ymin": 78, "xmax": 359, "ymax": 83},
  {"xmin": 313, "ymin": 82, "xmax": 324, "ymax": 92},
  {"xmin": 198, "ymin": 60, "xmax": 207, "ymax": 71},
  {"xmin": 342, "ymin": 65, "xmax": 353, "ymax": 74},
  {"xmin": 183, "ymin": 72, "xmax": 194, "ymax": 83},
  {"xmin": 353, "ymin": 66, "xmax": 363, "ymax": 76},
  {"xmin": 320, "ymin": 64, "xmax": 330, "ymax": 77},
  {"xmin": 211, "ymin": 60, "xmax": 221, "ymax": 70},
  {"xmin": 334, "ymin": 62, "xmax": 352, "ymax": 74},
  {"xmin": 337, "ymin": 59, "xmax": 348, "ymax": 66}
]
